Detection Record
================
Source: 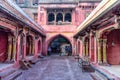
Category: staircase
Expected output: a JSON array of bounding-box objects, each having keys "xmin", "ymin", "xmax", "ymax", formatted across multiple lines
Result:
[
  {"xmin": 90, "ymin": 66, "xmax": 115, "ymax": 80},
  {"xmin": 0, "ymin": 68, "xmax": 22, "ymax": 80}
]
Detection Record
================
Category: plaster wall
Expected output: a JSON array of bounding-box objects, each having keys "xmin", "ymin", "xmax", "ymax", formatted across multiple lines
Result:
[{"xmin": 107, "ymin": 29, "xmax": 120, "ymax": 65}]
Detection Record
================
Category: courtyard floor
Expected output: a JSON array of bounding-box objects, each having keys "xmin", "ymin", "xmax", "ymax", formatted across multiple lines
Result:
[{"xmin": 21, "ymin": 55, "xmax": 93, "ymax": 80}]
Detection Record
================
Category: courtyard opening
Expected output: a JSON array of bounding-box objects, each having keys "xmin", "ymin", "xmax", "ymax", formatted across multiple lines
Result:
[{"xmin": 48, "ymin": 35, "xmax": 72, "ymax": 56}]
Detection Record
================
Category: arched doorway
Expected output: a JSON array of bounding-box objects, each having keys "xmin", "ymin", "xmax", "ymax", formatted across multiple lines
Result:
[
  {"xmin": 38, "ymin": 40, "xmax": 41, "ymax": 53},
  {"xmin": 48, "ymin": 35, "xmax": 72, "ymax": 56},
  {"xmin": 84, "ymin": 37, "xmax": 89, "ymax": 57},
  {"xmin": 19, "ymin": 34, "xmax": 24, "ymax": 58},
  {"xmin": 107, "ymin": 29, "xmax": 120, "ymax": 65},
  {"xmin": 0, "ymin": 31, "xmax": 8, "ymax": 62},
  {"xmin": 26, "ymin": 35, "xmax": 33, "ymax": 55}
]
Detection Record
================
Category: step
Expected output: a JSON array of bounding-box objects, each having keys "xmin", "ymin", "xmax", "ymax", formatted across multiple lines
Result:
[
  {"xmin": 0, "ymin": 68, "xmax": 16, "ymax": 78},
  {"xmin": 90, "ymin": 71, "xmax": 108, "ymax": 80},
  {"xmin": 3, "ymin": 70, "xmax": 22, "ymax": 80}
]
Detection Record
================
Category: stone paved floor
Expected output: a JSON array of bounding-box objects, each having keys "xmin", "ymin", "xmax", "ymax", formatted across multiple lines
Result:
[{"xmin": 21, "ymin": 55, "xmax": 93, "ymax": 80}]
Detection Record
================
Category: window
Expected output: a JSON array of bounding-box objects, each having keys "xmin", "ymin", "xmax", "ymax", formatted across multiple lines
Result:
[
  {"xmin": 56, "ymin": 13, "xmax": 63, "ymax": 22},
  {"xmin": 33, "ymin": 0, "xmax": 38, "ymax": 5},
  {"xmin": 48, "ymin": 13, "xmax": 55, "ymax": 22},
  {"xmin": 33, "ymin": 13, "xmax": 38, "ymax": 22},
  {"xmin": 47, "ymin": 9, "xmax": 72, "ymax": 25},
  {"xmin": 65, "ymin": 13, "xmax": 71, "ymax": 22}
]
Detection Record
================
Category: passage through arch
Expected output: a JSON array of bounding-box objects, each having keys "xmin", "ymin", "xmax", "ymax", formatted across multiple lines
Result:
[{"xmin": 48, "ymin": 35, "xmax": 72, "ymax": 56}]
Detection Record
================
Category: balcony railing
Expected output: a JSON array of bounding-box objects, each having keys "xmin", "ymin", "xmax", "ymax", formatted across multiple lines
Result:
[{"xmin": 47, "ymin": 21, "xmax": 71, "ymax": 25}]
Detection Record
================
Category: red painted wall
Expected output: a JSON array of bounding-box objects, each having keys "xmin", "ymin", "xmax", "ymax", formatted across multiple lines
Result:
[
  {"xmin": 0, "ymin": 31, "xmax": 8, "ymax": 62},
  {"xmin": 107, "ymin": 29, "xmax": 120, "ymax": 65},
  {"xmin": 91, "ymin": 36, "xmax": 94, "ymax": 62}
]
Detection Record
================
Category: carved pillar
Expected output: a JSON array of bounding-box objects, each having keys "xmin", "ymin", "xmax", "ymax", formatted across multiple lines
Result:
[
  {"xmin": 7, "ymin": 35, "xmax": 12, "ymax": 61},
  {"xmin": 29, "ymin": 39, "xmax": 32, "ymax": 55},
  {"xmin": 31, "ymin": 40, "xmax": 35, "ymax": 55},
  {"xmin": 12, "ymin": 37, "xmax": 17, "ymax": 61},
  {"xmin": 85, "ymin": 41, "xmax": 89, "ymax": 56},
  {"xmin": 55, "ymin": 13, "xmax": 57, "ymax": 25},
  {"xmin": 94, "ymin": 35, "xmax": 97, "ymax": 63},
  {"xmin": 97, "ymin": 39, "xmax": 102, "ymax": 64},
  {"xmin": 63, "ymin": 12, "xmax": 65, "ymax": 22},
  {"xmin": 103, "ymin": 39, "xmax": 107, "ymax": 63},
  {"xmin": 81, "ymin": 37, "xmax": 85, "ymax": 57},
  {"xmin": 23, "ymin": 35, "xmax": 26, "ymax": 58}
]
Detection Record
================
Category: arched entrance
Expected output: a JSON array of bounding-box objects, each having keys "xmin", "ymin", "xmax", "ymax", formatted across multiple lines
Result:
[
  {"xmin": 19, "ymin": 34, "xmax": 24, "ymax": 58},
  {"xmin": 26, "ymin": 35, "xmax": 34, "ymax": 55},
  {"xmin": 48, "ymin": 35, "xmax": 72, "ymax": 56},
  {"xmin": 38, "ymin": 40, "xmax": 41, "ymax": 53},
  {"xmin": 84, "ymin": 37, "xmax": 89, "ymax": 57},
  {"xmin": 107, "ymin": 29, "xmax": 120, "ymax": 65},
  {"xmin": 0, "ymin": 31, "xmax": 8, "ymax": 62}
]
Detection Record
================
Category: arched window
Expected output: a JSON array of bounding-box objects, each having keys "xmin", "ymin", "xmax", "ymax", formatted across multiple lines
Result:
[
  {"xmin": 56, "ymin": 13, "xmax": 63, "ymax": 22},
  {"xmin": 33, "ymin": 0, "xmax": 38, "ymax": 5},
  {"xmin": 48, "ymin": 13, "xmax": 55, "ymax": 22},
  {"xmin": 65, "ymin": 13, "xmax": 71, "ymax": 22}
]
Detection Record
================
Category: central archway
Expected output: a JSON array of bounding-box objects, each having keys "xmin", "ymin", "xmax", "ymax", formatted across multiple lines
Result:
[{"xmin": 47, "ymin": 35, "xmax": 72, "ymax": 56}]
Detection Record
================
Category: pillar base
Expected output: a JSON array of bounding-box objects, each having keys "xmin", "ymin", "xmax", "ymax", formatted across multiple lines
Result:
[
  {"xmin": 98, "ymin": 61, "xmax": 103, "ymax": 65},
  {"xmin": 102, "ymin": 62, "xmax": 108, "ymax": 66},
  {"xmin": 5, "ymin": 59, "xmax": 15, "ymax": 64}
]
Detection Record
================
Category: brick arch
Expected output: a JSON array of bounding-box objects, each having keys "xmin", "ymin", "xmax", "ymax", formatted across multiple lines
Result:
[
  {"xmin": 26, "ymin": 35, "xmax": 34, "ymax": 55},
  {"xmin": 100, "ymin": 27, "xmax": 115, "ymax": 39},
  {"xmin": 47, "ymin": 34, "xmax": 72, "ymax": 55}
]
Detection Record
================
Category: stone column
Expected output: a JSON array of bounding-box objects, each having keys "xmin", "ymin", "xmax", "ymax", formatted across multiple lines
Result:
[
  {"xmin": 32, "ymin": 41, "xmax": 35, "ymax": 55},
  {"xmin": 85, "ymin": 42, "xmax": 89, "ymax": 56},
  {"xmin": 94, "ymin": 35, "xmax": 97, "ymax": 63},
  {"xmin": 82, "ymin": 37, "xmax": 85, "ymax": 57},
  {"xmin": 63, "ymin": 12, "xmax": 65, "ymax": 22},
  {"xmin": 7, "ymin": 35, "xmax": 12, "ymax": 61},
  {"xmin": 22, "ymin": 35, "xmax": 26, "ymax": 59},
  {"xmin": 12, "ymin": 37, "xmax": 17, "ymax": 61},
  {"xmin": 54, "ymin": 13, "xmax": 57, "ymax": 25},
  {"xmin": 103, "ymin": 39, "xmax": 107, "ymax": 64},
  {"xmin": 29, "ymin": 40, "xmax": 32, "ymax": 55},
  {"xmin": 89, "ymin": 32, "xmax": 92, "ymax": 59},
  {"xmin": 97, "ymin": 39, "xmax": 102, "ymax": 64}
]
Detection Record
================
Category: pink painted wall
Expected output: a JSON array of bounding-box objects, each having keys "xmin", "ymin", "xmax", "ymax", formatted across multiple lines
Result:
[
  {"xmin": 38, "ymin": 2, "xmax": 99, "ymax": 56},
  {"xmin": 0, "ymin": 31, "xmax": 8, "ymax": 62},
  {"xmin": 107, "ymin": 29, "xmax": 120, "ymax": 65}
]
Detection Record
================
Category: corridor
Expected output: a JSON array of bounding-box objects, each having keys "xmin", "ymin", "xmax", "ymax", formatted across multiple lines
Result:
[{"xmin": 22, "ymin": 56, "xmax": 93, "ymax": 80}]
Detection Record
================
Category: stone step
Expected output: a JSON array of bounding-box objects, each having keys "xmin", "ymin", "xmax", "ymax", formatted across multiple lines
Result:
[
  {"xmin": 0, "ymin": 67, "xmax": 16, "ymax": 78},
  {"xmin": 90, "ymin": 70, "xmax": 115, "ymax": 80},
  {"xmin": 0, "ymin": 67, "xmax": 22, "ymax": 80},
  {"xmin": 2, "ymin": 70, "xmax": 22, "ymax": 80},
  {"xmin": 90, "ymin": 71, "xmax": 108, "ymax": 80}
]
